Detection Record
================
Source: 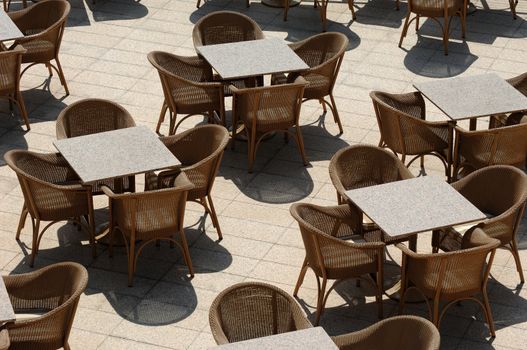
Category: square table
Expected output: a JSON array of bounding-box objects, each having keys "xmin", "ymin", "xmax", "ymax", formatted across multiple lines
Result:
[
  {"xmin": 345, "ymin": 176, "xmax": 486, "ymax": 239},
  {"xmin": 54, "ymin": 126, "xmax": 180, "ymax": 184},
  {"xmin": 0, "ymin": 277, "xmax": 15, "ymax": 325},
  {"xmin": 211, "ymin": 327, "xmax": 338, "ymax": 350},
  {"xmin": 195, "ymin": 38, "xmax": 309, "ymax": 80},
  {"xmin": 0, "ymin": 11, "xmax": 22, "ymax": 42},
  {"xmin": 414, "ymin": 73, "xmax": 527, "ymax": 129}
]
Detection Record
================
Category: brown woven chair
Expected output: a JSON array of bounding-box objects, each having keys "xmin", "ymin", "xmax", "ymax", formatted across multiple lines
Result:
[
  {"xmin": 147, "ymin": 51, "xmax": 225, "ymax": 136},
  {"xmin": 0, "ymin": 45, "xmax": 29, "ymax": 130},
  {"xmin": 332, "ymin": 315, "xmax": 440, "ymax": 350},
  {"xmin": 272, "ymin": 32, "xmax": 348, "ymax": 134},
  {"xmin": 8, "ymin": 0, "xmax": 71, "ymax": 95},
  {"xmin": 4, "ymin": 262, "xmax": 88, "ymax": 350},
  {"xmin": 370, "ymin": 90, "xmax": 452, "ymax": 181},
  {"xmin": 144, "ymin": 125, "xmax": 229, "ymax": 241},
  {"xmin": 290, "ymin": 203, "xmax": 385, "ymax": 326},
  {"xmin": 192, "ymin": 11, "xmax": 265, "ymax": 96},
  {"xmin": 56, "ymin": 98, "xmax": 136, "ymax": 195},
  {"xmin": 452, "ymin": 123, "xmax": 527, "ymax": 180},
  {"xmin": 4, "ymin": 150, "xmax": 96, "ymax": 267},
  {"xmin": 432, "ymin": 165, "xmax": 527, "ymax": 283},
  {"xmin": 398, "ymin": 0, "xmax": 466, "ymax": 55},
  {"xmin": 209, "ymin": 282, "xmax": 312, "ymax": 344},
  {"xmin": 103, "ymin": 173, "xmax": 194, "ymax": 286},
  {"xmin": 231, "ymin": 77, "xmax": 307, "ymax": 173},
  {"xmin": 328, "ymin": 144, "xmax": 418, "ymax": 248},
  {"xmin": 398, "ymin": 227, "xmax": 500, "ymax": 336},
  {"xmin": 490, "ymin": 73, "xmax": 527, "ymax": 128}
]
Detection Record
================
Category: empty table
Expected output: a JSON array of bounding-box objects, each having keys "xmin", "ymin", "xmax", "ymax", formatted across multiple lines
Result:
[
  {"xmin": 195, "ymin": 38, "xmax": 309, "ymax": 80},
  {"xmin": 54, "ymin": 126, "xmax": 180, "ymax": 184},
  {"xmin": 0, "ymin": 11, "xmax": 22, "ymax": 42},
  {"xmin": 0, "ymin": 277, "xmax": 15, "ymax": 325},
  {"xmin": 414, "ymin": 73, "xmax": 527, "ymax": 130},
  {"xmin": 211, "ymin": 327, "xmax": 338, "ymax": 350},
  {"xmin": 345, "ymin": 176, "xmax": 485, "ymax": 240}
]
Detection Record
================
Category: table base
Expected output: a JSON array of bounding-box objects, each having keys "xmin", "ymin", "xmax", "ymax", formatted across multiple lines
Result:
[{"xmin": 261, "ymin": 0, "xmax": 300, "ymax": 8}]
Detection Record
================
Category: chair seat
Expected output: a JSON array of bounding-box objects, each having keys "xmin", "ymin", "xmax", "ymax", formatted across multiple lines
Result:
[
  {"xmin": 411, "ymin": 0, "xmax": 464, "ymax": 16},
  {"xmin": 20, "ymin": 39, "xmax": 54, "ymax": 62}
]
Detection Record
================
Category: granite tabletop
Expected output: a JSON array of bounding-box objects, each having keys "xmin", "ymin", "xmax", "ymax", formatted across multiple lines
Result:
[
  {"xmin": 0, "ymin": 11, "xmax": 22, "ymax": 42},
  {"xmin": 211, "ymin": 327, "xmax": 338, "ymax": 350},
  {"xmin": 345, "ymin": 176, "xmax": 486, "ymax": 237},
  {"xmin": 414, "ymin": 73, "xmax": 527, "ymax": 121},
  {"xmin": 54, "ymin": 126, "xmax": 180, "ymax": 184},
  {"xmin": 195, "ymin": 38, "xmax": 309, "ymax": 80},
  {"xmin": 0, "ymin": 277, "xmax": 15, "ymax": 324}
]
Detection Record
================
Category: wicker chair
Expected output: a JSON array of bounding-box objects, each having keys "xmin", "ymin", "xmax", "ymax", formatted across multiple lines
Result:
[
  {"xmin": 209, "ymin": 282, "xmax": 312, "ymax": 344},
  {"xmin": 272, "ymin": 32, "xmax": 348, "ymax": 134},
  {"xmin": 103, "ymin": 173, "xmax": 194, "ymax": 286},
  {"xmin": 332, "ymin": 315, "xmax": 440, "ymax": 350},
  {"xmin": 231, "ymin": 77, "xmax": 307, "ymax": 173},
  {"xmin": 192, "ymin": 11, "xmax": 265, "ymax": 96},
  {"xmin": 398, "ymin": 0, "xmax": 466, "ymax": 55},
  {"xmin": 4, "ymin": 150, "xmax": 96, "ymax": 267},
  {"xmin": 432, "ymin": 165, "xmax": 527, "ymax": 283},
  {"xmin": 0, "ymin": 45, "xmax": 29, "ymax": 131},
  {"xmin": 56, "ymin": 98, "xmax": 137, "ymax": 195},
  {"xmin": 290, "ymin": 203, "xmax": 385, "ymax": 325},
  {"xmin": 370, "ymin": 91, "xmax": 452, "ymax": 180},
  {"xmin": 144, "ymin": 125, "xmax": 229, "ymax": 240},
  {"xmin": 8, "ymin": 0, "xmax": 71, "ymax": 95},
  {"xmin": 147, "ymin": 51, "xmax": 224, "ymax": 136},
  {"xmin": 490, "ymin": 73, "xmax": 527, "ymax": 128},
  {"xmin": 328, "ymin": 144, "xmax": 418, "ymax": 248},
  {"xmin": 4, "ymin": 262, "xmax": 88, "ymax": 350},
  {"xmin": 452, "ymin": 123, "xmax": 527, "ymax": 180},
  {"xmin": 398, "ymin": 227, "xmax": 500, "ymax": 336}
]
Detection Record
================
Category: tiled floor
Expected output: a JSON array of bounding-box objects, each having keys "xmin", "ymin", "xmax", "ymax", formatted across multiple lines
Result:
[{"xmin": 0, "ymin": 0, "xmax": 526, "ymax": 348}]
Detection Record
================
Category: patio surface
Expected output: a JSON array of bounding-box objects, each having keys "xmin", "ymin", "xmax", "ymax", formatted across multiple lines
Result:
[{"xmin": 1, "ymin": 0, "xmax": 527, "ymax": 348}]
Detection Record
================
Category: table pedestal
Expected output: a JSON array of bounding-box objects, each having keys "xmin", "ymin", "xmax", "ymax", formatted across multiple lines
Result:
[{"xmin": 261, "ymin": 0, "xmax": 300, "ymax": 8}]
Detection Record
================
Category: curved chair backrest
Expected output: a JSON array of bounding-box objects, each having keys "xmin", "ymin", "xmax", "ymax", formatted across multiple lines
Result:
[
  {"xmin": 329, "ymin": 144, "xmax": 413, "ymax": 201},
  {"xmin": 454, "ymin": 122, "xmax": 527, "ymax": 177},
  {"xmin": 4, "ymin": 150, "xmax": 87, "ymax": 220},
  {"xmin": 209, "ymin": 282, "xmax": 312, "ymax": 345},
  {"xmin": 160, "ymin": 125, "xmax": 229, "ymax": 198},
  {"xmin": 508, "ymin": 72, "xmax": 527, "ymax": 96},
  {"xmin": 56, "ymin": 99, "xmax": 135, "ymax": 139},
  {"xmin": 333, "ymin": 315, "xmax": 440, "ymax": 350},
  {"xmin": 4, "ymin": 262, "xmax": 88, "ymax": 350},
  {"xmin": 192, "ymin": 11, "xmax": 264, "ymax": 47}
]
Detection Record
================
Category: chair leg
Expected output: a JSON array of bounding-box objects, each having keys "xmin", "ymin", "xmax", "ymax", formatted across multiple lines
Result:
[
  {"xmin": 16, "ymin": 91, "xmax": 30, "ymax": 131},
  {"xmin": 178, "ymin": 228, "xmax": 194, "ymax": 277},
  {"xmin": 442, "ymin": 17, "xmax": 450, "ymax": 55},
  {"xmin": 432, "ymin": 299, "xmax": 440, "ymax": 327},
  {"xmin": 509, "ymin": 0, "xmax": 517, "ymax": 19},
  {"xmin": 482, "ymin": 290, "xmax": 496, "ymax": 337},
  {"xmin": 207, "ymin": 195, "xmax": 223, "ymax": 241},
  {"xmin": 88, "ymin": 214, "xmax": 96, "ymax": 259},
  {"xmin": 329, "ymin": 94, "xmax": 343, "ymax": 134},
  {"xmin": 320, "ymin": 2, "xmax": 328, "ymax": 32},
  {"xmin": 54, "ymin": 58, "xmax": 70, "ymax": 95},
  {"xmin": 16, "ymin": 204, "xmax": 28, "ymax": 240},
  {"xmin": 399, "ymin": 12, "xmax": 411, "ymax": 48},
  {"xmin": 156, "ymin": 102, "xmax": 167, "ymax": 134},
  {"xmin": 196, "ymin": 0, "xmax": 201, "ymax": 7},
  {"xmin": 347, "ymin": 0, "xmax": 356, "ymax": 20},
  {"xmin": 510, "ymin": 241, "xmax": 525, "ymax": 283},
  {"xmin": 127, "ymin": 239, "xmax": 135, "ymax": 287},
  {"xmin": 30, "ymin": 219, "xmax": 40, "ymax": 268},
  {"xmin": 247, "ymin": 135, "xmax": 256, "ymax": 173},
  {"xmin": 283, "ymin": 0, "xmax": 289, "ymax": 21},
  {"xmin": 375, "ymin": 272, "xmax": 384, "ymax": 319},
  {"xmin": 415, "ymin": 15, "xmax": 420, "ymax": 31},
  {"xmin": 295, "ymin": 128, "xmax": 308, "ymax": 166},
  {"xmin": 294, "ymin": 257, "xmax": 309, "ymax": 296},
  {"xmin": 314, "ymin": 277, "xmax": 328, "ymax": 326}
]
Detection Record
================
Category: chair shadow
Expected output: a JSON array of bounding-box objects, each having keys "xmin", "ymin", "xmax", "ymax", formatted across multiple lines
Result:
[
  {"xmin": 350, "ymin": 0, "xmax": 407, "ymax": 28},
  {"xmin": 189, "ymin": 3, "xmax": 361, "ymax": 51},
  {"xmin": 67, "ymin": 0, "xmax": 149, "ymax": 27}
]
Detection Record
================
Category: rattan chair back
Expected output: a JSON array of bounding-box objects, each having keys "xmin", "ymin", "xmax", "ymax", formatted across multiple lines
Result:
[
  {"xmin": 0, "ymin": 45, "xmax": 29, "ymax": 130},
  {"xmin": 209, "ymin": 282, "xmax": 312, "ymax": 344},
  {"xmin": 192, "ymin": 11, "xmax": 264, "ymax": 47},
  {"xmin": 453, "ymin": 123, "xmax": 527, "ymax": 178},
  {"xmin": 332, "ymin": 315, "xmax": 440, "ymax": 350},
  {"xmin": 4, "ymin": 262, "xmax": 88, "ymax": 350}
]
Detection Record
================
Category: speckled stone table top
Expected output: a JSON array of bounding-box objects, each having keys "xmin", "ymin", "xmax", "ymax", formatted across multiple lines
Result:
[
  {"xmin": 0, "ymin": 10, "xmax": 22, "ymax": 42},
  {"xmin": 345, "ymin": 177, "xmax": 486, "ymax": 237},
  {"xmin": 211, "ymin": 327, "xmax": 338, "ymax": 350},
  {"xmin": 195, "ymin": 38, "xmax": 309, "ymax": 80},
  {"xmin": 0, "ymin": 277, "xmax": 15, "ymax": 324},
  {"xmin": 414, "ymin": 73, "xmax": 527, "ymax": 121},
  {"xmin": 54, "ymin": 126, "xmax": 180, "ymax": 184}
]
